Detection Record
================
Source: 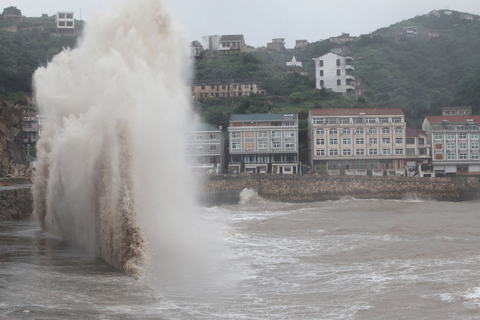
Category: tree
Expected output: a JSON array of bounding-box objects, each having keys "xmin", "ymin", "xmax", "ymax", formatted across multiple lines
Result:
[{"xmin": 2, "ymin": 6, "xmax": 21, "ymax": 15}]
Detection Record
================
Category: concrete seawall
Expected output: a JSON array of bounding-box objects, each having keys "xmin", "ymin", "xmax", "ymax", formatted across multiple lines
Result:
[
  {"xmin": 2, "ymin": 175, "xmax": 479, "ymax": 220},
  {"xmin": 203, "ymin": 174, "xmax": 480, "ymax": 203}
]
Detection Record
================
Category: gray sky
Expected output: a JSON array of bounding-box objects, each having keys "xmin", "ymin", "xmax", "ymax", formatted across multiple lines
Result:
[{"xmin": 3, "ymin": 0, "xmax": 480, "ymax": 47}]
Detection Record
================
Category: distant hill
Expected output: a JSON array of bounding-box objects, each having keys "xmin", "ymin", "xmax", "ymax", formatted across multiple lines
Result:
[{"xmin": 0, "ymin": 7, "xmax": 82, "ymax": 103}]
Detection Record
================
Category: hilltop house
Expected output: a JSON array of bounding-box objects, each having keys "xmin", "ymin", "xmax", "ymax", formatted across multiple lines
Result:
[
  {"xmin": 56, "ymin": 11, "xmax": 74, "ymax": 34},
  {"xmin": 191, "ymin": 79, "xmax": 266, "ymax": 98},
  {"xmin": 313, "ymin": 52, "xmax": 355, "ymax": 98},
  {"xmin": 219, "ymin": 35, "xmax": 246, "ymax": 54}
]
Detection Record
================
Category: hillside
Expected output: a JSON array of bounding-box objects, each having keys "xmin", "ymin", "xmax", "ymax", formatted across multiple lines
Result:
[
  {"xmin": 0, "ymin": 7, "xmax": 82, "ymax": 103},
  {"xmin": 0, "ymin": 96, "xmax": 26, "ymax": 175}
]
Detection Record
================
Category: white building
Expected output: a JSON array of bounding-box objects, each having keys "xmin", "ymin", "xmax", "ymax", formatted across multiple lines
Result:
[
  {"xmin": 56, "ymin": 12, "xmax": 74, "ymax": 34},
  {"xmin": 313, "ymin": 52, "xmax": 355, "ymax": 98},
  {"xmin": 228, "ymin": 113, "xmax": 299, "ymax": 174},
  {"xmin": 202, "ymin": 35, "xmax": 221, "ymax": 51},
  {"xmin": 308, "ymin": 108, "xmax": 407, "ymax": 175},
  {"xmin": 422, "ymin": 116, "xmax": 480, "ymax": 176},
  {"xmin": 186, "ymin": 123, "xmax": 224, "ymax": 173}
]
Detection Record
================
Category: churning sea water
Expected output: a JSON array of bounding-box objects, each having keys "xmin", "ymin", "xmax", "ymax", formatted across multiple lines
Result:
[{"xmin": 1, "ymin": 198, "xmax": 480, "ymax": 320}]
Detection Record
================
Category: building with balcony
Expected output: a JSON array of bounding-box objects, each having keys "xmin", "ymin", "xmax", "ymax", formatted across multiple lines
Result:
[
  {"xmin": 308, "ymin": 108, "xmax": 407, "ymax": 175},
  {"xmin": 405, "ymin": 127, "xmax": 431, "ymax": 176},
  {"xmin": 219, "ymin": 35, "xmax": 246, "ymax": 54},
  {"xmin": 228, "ymin": 113, "xmax": 299, "ymax": 174},
  {"xmin": 22, "ymin": 114, "xmax": 37, "ymax": 143},
  {"xmin": 56, "ymin": 11, "xmax": 74, "ymax": 34},
  {"xmin": 422, "ymin": 116, "xmax": 480, "ymax": 176},
  {"xmin": 186, "ymin": 123, "xmax": 224, "ymax": 173},
  {"xmin": 191, "ymin": 79, "xmax": 266, "ymax": 98},
  {"xmin": 313, "ymin": 52, "xmax": 355, "ymax": 98}
]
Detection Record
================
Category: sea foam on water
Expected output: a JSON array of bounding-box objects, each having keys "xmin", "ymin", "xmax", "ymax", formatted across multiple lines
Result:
[{"xmin": 32, "ymin": 0, "xmax": 214, "ymax": 282}]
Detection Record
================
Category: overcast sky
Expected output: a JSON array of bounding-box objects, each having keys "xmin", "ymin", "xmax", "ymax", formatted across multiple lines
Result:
[{"xmin": 3, "ymin": 0, "xmax": 480, "ymax": 47}]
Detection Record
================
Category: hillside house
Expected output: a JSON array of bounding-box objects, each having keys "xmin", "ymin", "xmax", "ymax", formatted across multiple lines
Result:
[
  {"xmin": 191, "ymin": 79, "xmax": 266, "ymax": 98},
  {"xmin": 219, "ymin": 35, "xmax": 246, "ymax": 54},
  {"xmin": 267, "ymin": 38, "xmax": 286, "ymax": 51},
  {"xmin": 56, "ymin": 11, "xmax": 74, "ymax": 34},
  {"xmin": 313, "ymin": 52, "xmax": 355, "ymax": 98}
]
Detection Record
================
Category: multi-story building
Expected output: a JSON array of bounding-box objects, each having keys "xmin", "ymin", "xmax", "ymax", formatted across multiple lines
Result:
[
  {"xmin": 191, "ymin": 79, "xmax": 266, "ymax": 98},
  {"xmin": 186, "ymin": 123, "xmax": 224, "ymax": 173},
  {"xmin": 266, "ymin": 38, "xmax": 285, "ymax": 51},
  {"xmin": 22, "ymin": 114, "xmax": 37, "ymax": 143},
  {"xmin": 422, "ymin": 116, "xmax": 480, "ymax": 176},
  {"xmin": 190, "ymin": 41, "xmax": 203, "ymax": 58},
  {"xmin": 202, "ymin": 35, "xmax": 221, "ymax": 51},
  {"xmin": 405, "ymin": 127, "xmax": 431, "ymax": 175},
  {"xmin": 313, "ymin": 52, "xmax": 355, "ymax": 98},
  {"xmin": 56, "ymin": 12, "xmax": 74, "ymax": 34},
  {"xmin": 329, "ymin": 33, "xmax": 358, "ymax": 44},
  {"xmin": 286, "ymin": 56, "xmax": 307, "ymax": 75},
  {"xmin": 228, "ymin": 113, "xmax": 299, "ymax": 174},
  {"xmin": 219, "ymin": 35, "xmax": 246, "ymax": 54},
  {"xmin": 442, "ymin": 106, "xmax": 472, "ymax": 116},
  {"xmin": 308, "ymin": 108, "xmax": 407, "ymax": 175},
  {"xmin": 37, "ymin": 114, "xmax": 46, "ymax": 139}
]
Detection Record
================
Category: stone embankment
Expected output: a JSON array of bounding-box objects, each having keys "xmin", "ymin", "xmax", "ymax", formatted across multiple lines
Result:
[{"xmin": 203, "ymin": 174, "xmax": 480, "ymax": 203}]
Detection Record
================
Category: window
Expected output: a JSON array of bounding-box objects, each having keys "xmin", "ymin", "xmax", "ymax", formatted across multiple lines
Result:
[
  {"xmin": 382, "ymin": 127, "xmax": 390, "ymax": 134},
  {"xmin": 272, "ymin": 142, "xmax": 281, "ymax": 149},
  {"xmin": 336, "ymin": 59, "xmax": 340, "ymax": 66},
  {"xmin": 339, "ymin": 118, "xmax": 350, "ymax": 124},
  {"xmin": 356, "ymin": 149, "xmax": 365, "ymax": 156},
  {"xmin": 313, "ymin": 118, "xmax": 323, "ymax": 124},
  {"xmin": 232, "ymin": 143, "xmax": 241, "ymax": 149},
  {"xmin": 330, "ymin": 149, "xmax": 338, "ymax": 156},
  {"xmin": 366, "ymin": 118, "xmax": 376, "ymax": 123},
  {"xmin": 319, "ymin": 60, "xmax": 324, "ymax": 67},
  {"xmin": 337, "ymin": 79, "xmax": 341, "ymax": 86},
  {"xmin": 258, "ymin": 131, "xmax": 268, "ymax": 138},
  {"xmin": 419, "ymin": 148, "xmax": 427, "ymax": 155},
  {"xmin": 471, "ymin": 133, "xmax": 479, "ymax": 140},
  {"xmin": 343, "ymin": 138, "xmax": 351, "ymax": 145},
  {"xmin": 245, "ymin": 142, "xmax": 254, "ymax": 150},
  {"xmin": 406, "ymin": 138, "xmax": 415, "ymax": 144},
  {"xmin": 447, "ymin": 153, "xmax": 455, "ymax": 160},
  {"xmin": 382, "ymin": 138, "xmax": 390, "ymax": 144},
  {"xmin": 392, "ymin": 117, "xmax": 401, "ymax": 123},
  {"xmin": 395, "ymin": 138, "xmax": 403, "ymax": 144},
  {"xmin": 285, "ymin": 131, "xmax": 295, "ymax": 138},
  {"xmin": 320, "ymin": 70, "xmax": 324, "ymax": 76},
  {"xmin": 369, "ymin": 149, "xmax": 378, "ymax": 155},
  {"xmin": 343, "ymin": 128, "xmax": 351, "ymax": 134},
  {"xmin": 330, "ymin": 128, "xmax": 338, "ymax": 134},
  {"xmin": 196, "ymin": 134, "xmax": 203, "ymax": 140},
  {"xmin": 395, "ymin": 149, "xmax": 404, "ymax": 155},
  {"xmin": 343, "ymin": 149, "xmax": 351, "ymax": 156},
  {"xmin": 329, "ymin": 138, "xmax": 338, "ymax": 145},
  {"xmin": 272, "ymin": 131, "xmax": 281, "ymax": 138},
  {"xmin": 259, "ymin": 142, "xmax": 268, "ymax": 149},
  {"xmin": 472, "ymin": 152, "xmax": 479, "ymax": 160},
  {"xmin": 459, "ymin": 142, "xmax": 467, "ymax": 150},
  {"xmin": 59, "ymin": 13, "xmax": 65, "ymax": 18},
  {"xmin": 382, "ymin": 149, "xmax": 391, "ymax": 155},
  {"xmin": 316, "ymin": 150, "xmax": 325, "ymax": 156},
  {"xmin": 286, "ymin": 142, "xmax": 294, "ymax": 148},
  {"xmin": 209, "ymin": 145, "xmax": 217, "ymax": 151},
  {"xmin": 66, "ymin": 21, "xmax": 73, "ymax": 27},
  {"xmin": 369, "ymin": 128, "xmax": 377, "ymax": 134},
  {"xmin": 320, "ymin": 80, "xmax": 324, "ymax": 87},
  {"xmin": 446, "ymin": 133, "xmax": 455, "ymax": 140},
  {"xmin": 245, "ymin": 131, "xmax": 254, "ymax": 138},
  {"xmin": 447, "ymin": 142, "xmax": 455, "ymax": 150},
  {"xmin": 66, "ymin": 13, "xmax": 73, "ymax": 19},
  {"xmin": 395, "ymin": 127, "xmax": 403, "ymax": 134},
  {"xmin": 58, "ymin": 21, "xmax": 66, "ymax": 26},
  {"xmin": 435, "ymin": 153, "xmax": 443, "ymax": 160},
  {"xmin": 196, "ymin": 146, "xmax": 203, "ymax": 151},
  {"xmin": 457, "ymin": 125, "xmax": 465, "ymax": 130},
  {"xmin": 356, "ymin": 128, "xmax": 364, "ymax": 134},
  {"xmin": 316, "ymin": 139, "xmax": 325, "ymax": 146},
  {"xmin": 356, "ymin": 138, "xmax": 364, "ymax": 145},
  {"xmin": 459, "ymin": 133, "xmax": 467, "ymax": 140},
  {"xmin": 337, "ymin": 69, "xmax": 341, "ymax": 76},
  {"xmin": 472, "ymin": 142, "xmax": 479, "ymax": 150},
  {"xmin": 316, "ymin": 128, "xmax": 324, "ymax": 135},
  {"xmin": 434, "ymin": 134, "xmax": 443, "ymax": 140},
  {"xmin": 285, "ymin": 122, "xmax": 295, "ymax": 127},
  {"xmin": 369, "ymin": 138, "xmax": 377, "ymax": 145},
  {"xmin": 379, "ymin": 117, "xmax": 388, "ymax": 123},
  {"xmin": 326, "ymin": 118, "xmax": 337, "ymax": 124},
  {"xmin": 459, "ymin": 152, "xmax": 467, "ymax": 160}
]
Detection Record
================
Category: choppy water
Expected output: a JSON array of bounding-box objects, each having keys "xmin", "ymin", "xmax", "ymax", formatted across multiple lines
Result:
[{"xmin": 2, "ymin": 198, "xmax": 480, "ymax": 319}]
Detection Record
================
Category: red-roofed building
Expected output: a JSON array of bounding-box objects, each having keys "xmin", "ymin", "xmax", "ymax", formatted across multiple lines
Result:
[
  {"xmin": 422, "ymin": 116, "xmax": 480, "ymax": 176},
  {"xmin": 308, "ymin": 108, "xmax": 407, "ymax": 175}
]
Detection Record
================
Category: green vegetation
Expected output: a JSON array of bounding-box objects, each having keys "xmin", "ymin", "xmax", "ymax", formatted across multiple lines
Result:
[{"xmin": 0, "ymin": 8, "xmax": 82, "ymax": 103}]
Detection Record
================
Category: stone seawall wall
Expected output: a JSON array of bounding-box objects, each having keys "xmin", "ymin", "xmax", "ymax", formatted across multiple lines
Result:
[
  {"xmin": 0, "ymin": 186, "xmax": 33, "ymax": 221},
  {"xmin": 204, "ymin": 175, "xmax": 480, "ymax": 202}
]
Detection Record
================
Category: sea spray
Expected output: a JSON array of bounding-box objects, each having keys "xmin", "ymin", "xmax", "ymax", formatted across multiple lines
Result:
[{"xmin": 31, "ymin": 0, "xmax": 212, "ymax": 280}]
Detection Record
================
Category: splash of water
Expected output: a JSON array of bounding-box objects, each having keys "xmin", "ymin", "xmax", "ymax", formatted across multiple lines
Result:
[{"xmin": 32, "ymin": 0, "xmax": 202, "ymax": 280}]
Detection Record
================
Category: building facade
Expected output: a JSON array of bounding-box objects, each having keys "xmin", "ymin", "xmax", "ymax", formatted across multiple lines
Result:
[
  {"xmin": 228, "ymin": 113, "xmax": 299, "ymax": 174},
  {"xmin": 56, "ymin": 12, "xmax": 74, "ymax": 34},
  {"xmin": 422, "ymin": 116, "xmax": 480, "ymax": 176},
  {"xmin": 202, "ymin": 35, "xmax": 221, "ymax": 51},
  {"xmin": 186, "ymin": 123, "xmax": 224, "ymax": 173},
  {"xmin": 308, "ymin": 108, "xmax": 407, "ymax": 175},
  {"xmin": 191, "ymin": 79, "xmax": 266, "ymax": 98},
  {"xmin": 313, "ymin": 52, "xmax": 355, "ymax": 98},
  {"xmin": 219, "ymin": 35, "xmax": 246, "ymax": 54}
]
